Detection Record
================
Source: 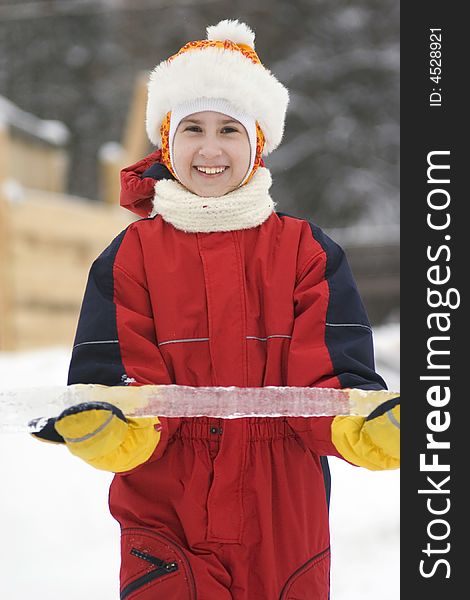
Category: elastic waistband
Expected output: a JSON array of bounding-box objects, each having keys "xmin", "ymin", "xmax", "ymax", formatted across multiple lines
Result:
[{"xmin": 174, "ymin": 417, "xmax": 296, "ymax": 441}]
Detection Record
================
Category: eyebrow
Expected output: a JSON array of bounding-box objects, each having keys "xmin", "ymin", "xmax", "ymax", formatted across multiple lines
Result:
[{"xmin": 180, "ymin": 117, "xmax": 241, "ymax": 125}]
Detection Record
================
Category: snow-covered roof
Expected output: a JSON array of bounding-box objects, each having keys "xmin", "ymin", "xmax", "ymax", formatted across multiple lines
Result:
[{"xmin": 0, "ymin": 94, "xmax": 69, "ymax": 146}]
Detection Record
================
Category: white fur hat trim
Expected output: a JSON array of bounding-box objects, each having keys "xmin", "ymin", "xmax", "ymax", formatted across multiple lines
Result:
[{"xmin": 146, "ymin": 21, "xmax": 289, "ymax": 155}]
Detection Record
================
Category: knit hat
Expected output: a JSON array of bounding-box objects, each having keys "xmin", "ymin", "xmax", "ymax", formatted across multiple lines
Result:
[{"xmin": 146, "ymin": 19, "xmax": 289, "ymax": 157}]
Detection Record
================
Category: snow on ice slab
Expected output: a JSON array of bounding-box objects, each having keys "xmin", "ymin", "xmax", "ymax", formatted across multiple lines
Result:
[{"xmin": 0, "ymin": 324, "xmax": 399, "ymax": 600}]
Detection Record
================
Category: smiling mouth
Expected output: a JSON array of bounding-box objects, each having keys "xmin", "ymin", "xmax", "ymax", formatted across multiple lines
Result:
[{"xmin": 194, "ymin": 166, "xmax": 229, "ymax": 177}]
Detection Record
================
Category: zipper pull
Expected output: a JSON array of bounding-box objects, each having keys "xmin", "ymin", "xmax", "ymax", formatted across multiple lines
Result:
[{"xmin": 131, "ymin": 548, "xmax": 167, "ymax": 568}]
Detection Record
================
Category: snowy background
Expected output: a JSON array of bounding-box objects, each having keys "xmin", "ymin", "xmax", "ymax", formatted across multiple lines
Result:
[
  {"xmin": 0, "ymin": 1, "xmax": 399, "ymax": 229},
  {"xmin": 0, "ymin": 323, "xmax": 399, "ymax": 599},
  {"xmin": 1, "ymin": 2, "xmax": 399, "ymax": 595}
]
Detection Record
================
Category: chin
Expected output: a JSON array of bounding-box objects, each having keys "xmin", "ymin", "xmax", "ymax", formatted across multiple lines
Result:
[
  {"xmin": 194, "ymin": 184, "xmax": 229, "ymax": 197},
  {"xmin": 199, "ymin": 190, "xmax": 224, "ymax": 198}
]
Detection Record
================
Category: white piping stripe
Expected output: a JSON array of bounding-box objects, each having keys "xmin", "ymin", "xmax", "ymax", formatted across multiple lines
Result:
[
  {"xmin": 73, "ymin": 340, "xmax": 119, "ymax": 350},
  {"xmin": 158, "ymin": 335, "xmax": 293, "ymax": 346},
  {"xmin": 246, "ymin": 335, "xmax": 292, "ymax": 341},
  {"xmin": 158, "ymin": 337, "xmax": 210, "ymax": 347},
  {"xmin": 387, "ymin": 409, "xmax": 400, "ymax": 430},
  {"xmin": 325, "ymin": 323, "xmax": 372, "ymax": 332}
]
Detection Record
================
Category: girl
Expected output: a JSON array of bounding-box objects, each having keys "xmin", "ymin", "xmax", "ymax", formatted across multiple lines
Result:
[{"xmin": 34, "ymin": 20, "xmax": 399, "ymax": 599}]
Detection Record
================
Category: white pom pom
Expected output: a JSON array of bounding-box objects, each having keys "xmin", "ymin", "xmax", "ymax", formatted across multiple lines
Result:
[{"xmin": 206, "ymin": 19, "xmax": 256, "ymax": 49}]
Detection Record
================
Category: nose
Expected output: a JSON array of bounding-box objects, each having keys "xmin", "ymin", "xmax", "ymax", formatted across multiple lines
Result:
[{"xmin": 198, "ymin": 139, "xmax": 223, "ymax": 160}]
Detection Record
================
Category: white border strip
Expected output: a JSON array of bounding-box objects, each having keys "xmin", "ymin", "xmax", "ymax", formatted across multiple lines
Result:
[
  {"xmin": 326, "ymin": 323, "xmax": 372, "ymax": 332},
  {"xmin": 73, "ymin": 340, "xmax": 119, "ymax": 350}
]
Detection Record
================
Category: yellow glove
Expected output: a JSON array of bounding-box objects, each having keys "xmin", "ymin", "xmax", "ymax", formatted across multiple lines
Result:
[
  {"xmin": 332, "ymin": 396, "xmax": 400, "ymax": 470},
  {"xmin": 31, "ymin": 402, "xmax": 162, "ymax": 473}
]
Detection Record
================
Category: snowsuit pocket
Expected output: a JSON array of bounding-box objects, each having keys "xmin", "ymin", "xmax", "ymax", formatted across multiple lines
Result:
[
  {"xmin": 279, "ymin": 547, "xmax": 330, "ymax": 600},
  {"xmin": 120, "ymin": 528, "xmax": 197, "ymax": 599}
]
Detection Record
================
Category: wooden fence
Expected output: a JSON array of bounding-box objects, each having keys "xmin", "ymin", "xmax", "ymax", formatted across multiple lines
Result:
[
  {"xmin": 329, "ymin": 225, "xmax": 400, "ymax": 325},
  {"xmin": 0, "ymin": 187, "xmax": 132, "ymax": 350},
  {"xmin": 0, "ymin": 93, "xmax": 134, "ymax": 351}
]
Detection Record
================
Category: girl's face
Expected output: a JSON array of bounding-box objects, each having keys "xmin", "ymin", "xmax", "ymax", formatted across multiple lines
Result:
[{"xmin": 172, "ymin": 111, "xmax": 251, "ymax": 197}]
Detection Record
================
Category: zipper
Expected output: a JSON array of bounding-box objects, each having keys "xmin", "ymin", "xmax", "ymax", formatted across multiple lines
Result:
[
  {"xmin": 120, "ymin": 548, "xmax": 179, "ymax": 599},
  {"xmin": 278, "ymin": 547, "xmax": 330, "ymax": 600}
]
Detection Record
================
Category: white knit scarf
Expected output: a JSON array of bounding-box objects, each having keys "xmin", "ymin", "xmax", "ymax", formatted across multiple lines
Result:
[{"xmin": 150, "ymin": 167, "xmax": 275, "ymax": 233}]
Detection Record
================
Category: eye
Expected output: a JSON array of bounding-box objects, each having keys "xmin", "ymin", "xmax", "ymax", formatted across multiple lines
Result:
[
  {"xmin": 184, "ymin": 125, "xmax": 202, "ymax": 132},
  {"xmin": 221, "ymin": 127, "xmax": 239, "ymax": 134}
]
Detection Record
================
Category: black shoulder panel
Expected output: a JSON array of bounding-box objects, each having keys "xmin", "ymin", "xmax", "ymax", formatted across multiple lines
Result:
[{"xmin": 67, "ymin": 229, "xmax": 128, "ymax": 386}]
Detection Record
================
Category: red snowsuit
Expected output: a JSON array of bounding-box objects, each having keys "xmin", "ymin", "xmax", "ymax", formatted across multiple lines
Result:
[{"xmin": 68, "ymin": 151, "xmax": 385, "ymax": 599}]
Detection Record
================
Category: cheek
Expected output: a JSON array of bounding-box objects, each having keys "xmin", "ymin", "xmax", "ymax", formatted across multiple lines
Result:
[
  {"xmin": 172, "ymin": 139, "xmax": 192, "ymax": 174},
  {"xmin": 234, "ymin": 139, "xmax": 251, "ymax": 174}
]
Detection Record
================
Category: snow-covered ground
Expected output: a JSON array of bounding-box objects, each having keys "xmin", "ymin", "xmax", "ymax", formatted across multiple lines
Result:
[{"xmin": 0, "ymin": 323, "xmax": 399, "ymax": 599}]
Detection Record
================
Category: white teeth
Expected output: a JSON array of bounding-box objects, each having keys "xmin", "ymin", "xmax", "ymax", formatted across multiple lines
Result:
[{"xmin": 196, "ymin": 166, "xmax": 227, "ymax": 174}]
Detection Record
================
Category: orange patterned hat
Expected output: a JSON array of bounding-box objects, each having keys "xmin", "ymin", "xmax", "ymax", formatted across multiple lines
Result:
[{"xmin": 146, "ymin": 19, "xmax": 289, "ymax": 156}]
